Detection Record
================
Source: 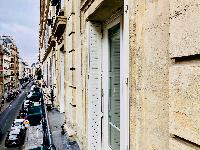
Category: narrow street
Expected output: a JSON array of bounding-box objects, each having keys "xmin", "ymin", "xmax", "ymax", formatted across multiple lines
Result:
[
  {"xmin": 0, "ymin": 82, "xmax": 80, "ymax": 150},
  {"xmin": 0, "ymin": 82, "xmax": 32, "ymax": 149}
]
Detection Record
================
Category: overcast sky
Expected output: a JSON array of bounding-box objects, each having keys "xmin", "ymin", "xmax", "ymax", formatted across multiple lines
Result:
[{"xmin": 0, "ymin": 0, "xmax": 40, "ymax": 66}]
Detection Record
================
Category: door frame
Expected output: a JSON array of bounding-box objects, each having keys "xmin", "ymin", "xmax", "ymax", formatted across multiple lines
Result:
[
  {"xmin": 102, "ymin": 15, "xmax": 129, "ymax": 150},
  {"xmin": 121, "ymin": 1, "xmax": 130, "ymax": 148}
]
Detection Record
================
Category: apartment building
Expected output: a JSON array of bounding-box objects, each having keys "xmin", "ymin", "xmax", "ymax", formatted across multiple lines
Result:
[
  {"xmin": 31, "ymin": 62, "xmax": 40, "ymax": 80},
  {"xmin": 0, "ymin": 36, "xmax": 19, "ymax": 89},
  {"xmin": 19, "ymin": 58, "xmax": 32, "ymax": 84},
  {"xmin": 19, "ymin": 58, "xmax": 26, "ymax": 82},
  {"xmin": 0, "ymin": 36, "xmax": 20, "ymax": 97},
  {"xmin": 0, "ymin": 46, "xmax": 4, "ymax": 97},
  {"xmin": 0, "ymin": 45, "xmax": 11, "ymax": 98},
  {"xmin": 39, "ymin": 0, "xmax": 66, "ymax": 112},
  {"xmin": 24, "ymin": 65, "xmax": 32, "ymax": 78},
  {"xmin": 39, "ymin": 0, "xmax": 200, "ymax": 150},
  {"xmin": 10, "ymin": 44, "xmax": 19, "ymax": 88}
]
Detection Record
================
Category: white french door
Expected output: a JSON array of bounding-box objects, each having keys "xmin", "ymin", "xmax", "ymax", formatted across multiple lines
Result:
[
  {"xmin": 102, "ymin": 15, "xmax": 129, "ymax": 150},
  {"xmin": 87, "ymin": 12, "xmax": 129, "ymax": 150}
]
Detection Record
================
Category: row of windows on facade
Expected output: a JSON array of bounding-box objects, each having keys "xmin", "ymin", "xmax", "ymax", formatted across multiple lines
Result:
[{"xmin": 0, "ymin": 59, "xmax": 18, "ymax": 64}]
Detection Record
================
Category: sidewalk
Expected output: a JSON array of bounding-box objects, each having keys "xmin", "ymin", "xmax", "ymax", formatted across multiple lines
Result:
[
  {"xmin": 0, "ymin": 100, "xmax": 12, "ymax": 113},
  {"xmin": 47, "ymin": 109, "xmax": 80, "ymax": 150},
  {"xmin": 24, "ymin": 124, "xmax": 43, "ymax": 150}
]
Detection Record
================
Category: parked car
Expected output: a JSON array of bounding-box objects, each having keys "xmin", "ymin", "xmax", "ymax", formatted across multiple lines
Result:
[
  {"xmin": 28, "ymin": 105, "xmax": 43, "ymax": 126},
  {"xmin": 0, "ymin": 128, "xmax": 3, "ymax": 137},
  {"xmin": 29, "ymin": 146, "xmax": 46, "ymax": 150},
  {"xmin": 5, "ymin": 127, "xmax": 26, "ymax": 148},
  {"xmin": 19, "ymin": 109, "xmax": 28, "ymax": 118},
  {"xmin": 14, "ymin": 90, "xmax": 21, "ymax": 97},
  {"xmin": 23, "ymin": 100, "xmax": 30, "ymax": 110},
  {"xmin": 27, "ymin": 92, "xmax": 33, "ymax": 99},
  {"xmin": 29, "ymin": 92, "xmax": 42, "ymax": 102},
  {"xmin": 17, "ymin": 90, "xmax": 21, "ymax": 94},
  {"xmin": 12, "ymin": 91, "xmax": 18, "ymax": 99},
  {"xmin": 30, "ymin": 85, "xmax": 36, "ymax": 92},
  {"xmin": 11, "ymin": 119, "xmax": 26, "ymax": 130},
  {"xmin": 6, "ymin": 93, "xmax": 14, "ymax": 102},
  {"xmin": 1, "ymin": 99, "xmax": 4, "ymax": 104}
]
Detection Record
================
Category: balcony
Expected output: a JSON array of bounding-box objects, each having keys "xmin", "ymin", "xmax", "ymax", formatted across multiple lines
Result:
[
  {"xmin": 42, "ymin": 35, "xmax": 56, "ymax": 63},
  {"xmin": 4, "ymin": 73, "xmax": 10, "ymax": 78},
  {"xmin": 86, "ymin": 0, "xmax": 123, "ymax": 21},
  {"xmin": 47, "ymin": 18, "xmax": 53, "ymax": 26},
  {"xmin": 11, "ymin": 73, "xmax": 15, "ymax": 76},
  {"xmin": 52, "ymin": 9, "xmax": 67, "ymax": 40},
  {"xmin": 51, "ymin": 0, "xmax": 59, "ymax": 6},
  {"xmin": 10, "ymin": 67, "xmax": 14, "ymax": 70}
]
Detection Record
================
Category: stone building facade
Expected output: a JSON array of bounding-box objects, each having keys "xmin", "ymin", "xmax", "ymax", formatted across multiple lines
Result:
[
  {"xmin": 39, "ymin": 0, "xmax": 200, "ymax": 150},
  {"xmin": 10, "ymin": 44, "xmax": 19, "ymax": 88},
  {"xmin": 0, "ymin": 36, "xmax": 20, "ymax": 97},
  {"xmin": 19, "ymin": 58, "xmax": 27, "ymax": 81},
  {"xmin": 0, "ymin": 45, "xmax": 11, "ymax": 98},
  {"xmin": 39, "ymin": 0, "xmax": 66, "ymax": 112},
  {"xmin": 31, "ymin": 62, "xmax": 40, "ymax": 80}
]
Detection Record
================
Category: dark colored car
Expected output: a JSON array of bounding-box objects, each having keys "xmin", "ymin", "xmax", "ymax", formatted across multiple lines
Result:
[
  {"xmin": 6, "ymin": 93, "xmax": 14, "ymax": 102},
  {"xmin": 27, "ymin": 106, "xmax": 43, "ymax": 126},
  {"xmin": 5, "ymin": 128, "xmax": 26, "ymax": 148},
  {"xmin": 29, "ymin": 92, "xmax": 42, "ymax": 102},
  {"xmin": 0, "ymin": 128, "xmax": 3, "ymax": 138}
]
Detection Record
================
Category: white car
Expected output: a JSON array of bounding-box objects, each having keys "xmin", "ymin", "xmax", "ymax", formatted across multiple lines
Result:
[
  {"xmin": 30, "ymin": 85, "xmax": 36, "ymax": 92},
  {"xmin": 5, "ymin": 126, "xmax": 26, "ymax": 148},
  {"xmin": 23, "ymin": 100, "xmax": 30, "ymax": 109},
  {"xmin": 27, "ymin": 92, "xmax": 33, "ymax": 99},
  {"xmin": 12, "ymin": 119, "xmax": 26, "ymax": 130},
  {"xmin": 9, "ymin": 128, "xmax": 21, "ymax": 136}
]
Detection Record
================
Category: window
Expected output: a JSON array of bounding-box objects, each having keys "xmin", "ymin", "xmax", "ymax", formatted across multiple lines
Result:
[
  {"xmin": 10, "ymin": 64, "xmax": 14, "ymax": 68},
  {"xmin": 0, "ymin": 59, "xmax": 3, "ymax": 66},
  {"xmin": 108, "ymin": 24, "xmax": 120, "ymax": 150},
  {"xmin": 0, "ymin": 71, "xmax": 3, "ymax": 77}
]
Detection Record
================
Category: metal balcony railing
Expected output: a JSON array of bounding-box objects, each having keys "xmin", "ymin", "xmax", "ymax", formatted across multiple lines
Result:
[{"xmin": 51, "ymin": 0, "xmax": 58, "ymax": 6}]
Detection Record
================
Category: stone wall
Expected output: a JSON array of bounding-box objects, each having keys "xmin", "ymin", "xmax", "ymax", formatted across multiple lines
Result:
[
  {"xmin": 169, "ymin": 0, "xmax": 200, "ymax": 149},
  {"xmin": 40, "ymin": 0, "xmax": 200, "ymax": 149},
  {"xmin": 130, "ymin": 0, "xmax": 170, "ymax": 149},
  {"xmin": 129, "ymin": 0, "xmax": 200, "ymax": 149},
  {"xmin": 65, "ymin": 0, "xmax": 89, "ymax": 149}
]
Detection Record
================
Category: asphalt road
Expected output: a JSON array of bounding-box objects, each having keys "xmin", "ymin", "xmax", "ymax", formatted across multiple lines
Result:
[{"xmin": 0, "ymin": 82, "xmax": 33, "ymax": 149}]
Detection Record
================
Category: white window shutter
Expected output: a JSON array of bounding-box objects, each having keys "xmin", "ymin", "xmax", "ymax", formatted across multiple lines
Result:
[
  {"xmin": 60, "ymin": 52, "xmax": 65, "ymax": 113},
  {"xmin": 88, "ymin": 21, "xmax": 102, "ymax": 150}
]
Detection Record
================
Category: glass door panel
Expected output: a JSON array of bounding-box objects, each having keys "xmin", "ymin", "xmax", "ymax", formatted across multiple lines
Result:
[{"xmin": 108, "ymin": 24, "xmax": 120, "ymax": 150}]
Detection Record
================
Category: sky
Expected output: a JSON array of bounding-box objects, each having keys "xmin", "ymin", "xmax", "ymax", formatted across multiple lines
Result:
[{"xmin": 0, "ymin": 0, "xmax": 40, "ymax": 66}]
